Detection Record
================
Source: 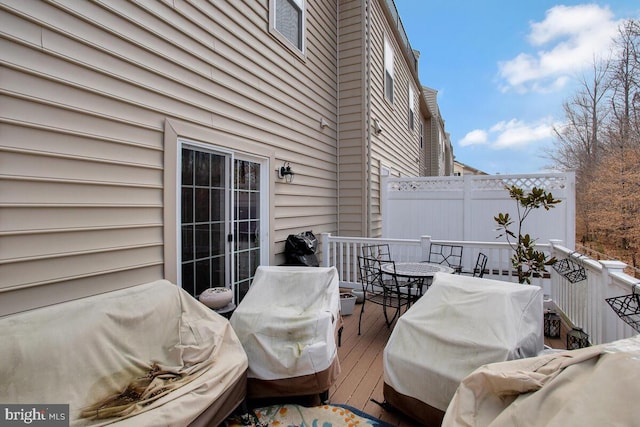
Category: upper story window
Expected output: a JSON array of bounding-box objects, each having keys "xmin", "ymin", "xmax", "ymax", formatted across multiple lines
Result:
[
  {"xmin": 408, "ymin": 86, "xmax": 415, "ymax": 130},
  {"xmin": 270, "ymin": 0, "xmax": 305, "ymax": 54},
  {"xmin": 384, "ymin": 37, "xmax": 394, "ymax": 103}
]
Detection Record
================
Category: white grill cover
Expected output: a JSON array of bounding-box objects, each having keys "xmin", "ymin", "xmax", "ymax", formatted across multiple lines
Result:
[
  {"xmin": 384, "ymin": 273, "xmax": 543, "ymax": 412},
  {"xmin": 230, "ymin": 266, "xmax": 340, "ymax": 380}
]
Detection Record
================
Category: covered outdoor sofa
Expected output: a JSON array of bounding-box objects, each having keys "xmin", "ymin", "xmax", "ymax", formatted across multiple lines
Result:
[
  {"xmin": 443, "ymin": 334, "xmax": 640, "ymax": 426},
  {"xmin": 0, "ymin": 280, "xmax": 248, "ymax": 426},
  {"xmin": 230, "ymin": 266, "xmax": 341, "ymax": 400},
  {"xmin": 383, "ymin": 273, "xmax": 543, "ymax": 426}
]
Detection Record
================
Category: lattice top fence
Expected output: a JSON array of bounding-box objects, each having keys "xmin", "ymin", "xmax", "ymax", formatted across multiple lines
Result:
[
  {"xmin": 382, "ymin": 173, "xmax": 576, "ymax": 249},
  {"xmin": 387, "ymin": 174, "xmax": 571, "ymax": 193}
]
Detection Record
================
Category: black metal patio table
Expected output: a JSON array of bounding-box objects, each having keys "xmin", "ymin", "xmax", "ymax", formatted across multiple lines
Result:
[{"xmin": 380, "ymin": 262, "xmax": 454, "ymax": 307}]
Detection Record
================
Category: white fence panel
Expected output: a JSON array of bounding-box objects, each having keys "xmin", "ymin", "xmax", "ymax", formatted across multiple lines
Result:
[{"xmin": 382, "ymin": 173, "xmax": 576, "ymax": 249}]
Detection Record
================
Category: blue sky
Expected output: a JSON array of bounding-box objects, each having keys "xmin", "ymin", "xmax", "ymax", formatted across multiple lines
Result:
[{"xmin": 394, "ymin": 1, "xmax": 640, "ymax": 175}]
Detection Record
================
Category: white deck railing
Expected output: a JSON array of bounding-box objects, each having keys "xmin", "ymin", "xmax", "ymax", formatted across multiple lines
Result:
[
  {"xmin": 320, "ymin": 233, "xmax": 551, "ymax": 290},
  {"xmin": 321, "ymin": 233, "xmax": 639, "ymax": 345},
  {"xmin": 548, "ymin": 240, "xmax": 639, "ymax": 345}
]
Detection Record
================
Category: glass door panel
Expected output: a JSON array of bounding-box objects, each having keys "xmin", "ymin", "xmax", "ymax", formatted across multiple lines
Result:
[
  {"xmin": 181, "ymin": 147, "xmax": 229, "ymax": 297},
  {"xmin": 234, "ymin": 159, "xmax": 262, "ymax": 302},
  {"xmin": 180, "ymin": 144, "xmax": 266, "ymax": 303}
]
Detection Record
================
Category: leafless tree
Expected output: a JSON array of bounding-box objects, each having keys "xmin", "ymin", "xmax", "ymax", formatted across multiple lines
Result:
[
  {"xmin": 549, "ymin": 59, "xmax": 610, "ymax": 170},
  {"xmin": 584, "ymin": 148, "xmax": 640, "ymax": 268},
  {"xmin": 605, "ymin": 19, "xmax": 640, "ymax": 152},
  {"xmin": 549, "ymin": 19, "xmax": 640, "ymax": 267},
  {"xmin": 597, "ymin": 20, "xmax": 640, "ymax": 263},
  {"xmin": 547, "ymin": 58, "xmax": 610, "ymax": 243}
]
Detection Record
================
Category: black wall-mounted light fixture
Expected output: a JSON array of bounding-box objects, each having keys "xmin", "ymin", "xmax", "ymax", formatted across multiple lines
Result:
[{"xmin": 277, "ymin": 161, "xmax": 294, "ymax": 183}]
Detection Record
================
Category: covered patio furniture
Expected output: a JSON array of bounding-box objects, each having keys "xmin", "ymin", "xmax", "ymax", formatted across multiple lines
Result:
[
  {"xmin": 230, "ymin": 266, "xmax": 341, "ymax": 400},
  {"xmin": 0, "ymin": 280, "xmax": 248, "ymax": 427},
  {"xmin": 443, "ymin": 335, "xmax": 640, "ymax": 427},
  {"xmin": 383, "ymin": 273, "xmax": 543, "ymax": 426}
]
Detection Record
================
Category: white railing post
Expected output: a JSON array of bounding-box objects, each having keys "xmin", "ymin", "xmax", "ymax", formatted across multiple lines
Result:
[
  {"xmin": 600, "ymin": 260, "xmax": 628, "ymax": 344},
  {"xmin": 321, "ymin": 233, "xmax": 331, "ymax": 267},
  {"xmin": 381, "ymin": 176, "xmax": 389, "ymax": 236},
  {"xmin": 420, "ymin": 235, "xmax": 432, "ymax": 261},
  {"xmin": 548, "ymin": 239, "xmax": 563, "ymax": 304},
  {"xmin": 462, "ymin": 175, "xmax": 473, "ymax": 241}
]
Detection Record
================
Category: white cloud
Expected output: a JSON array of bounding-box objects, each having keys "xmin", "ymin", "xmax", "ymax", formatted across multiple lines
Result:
[
  {"xmin": 459, "ymin": 129, "xmax": 488, "ymax": 147},
  {"xmin": 498, "ymin": 4, "xmax": 621, "ymax": 93},
  {"xmin": 490, "ymin": 119, "xmax": 555, "ymax": 149},
  {"xmin": 458, "ymin": 118, "xmax": 559, "ymax": 150}
]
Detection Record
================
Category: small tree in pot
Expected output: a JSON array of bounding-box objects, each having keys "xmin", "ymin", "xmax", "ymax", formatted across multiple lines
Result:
[{"xmin": 495, "ymin": 185, "xmax": 561, "ymax": 284}]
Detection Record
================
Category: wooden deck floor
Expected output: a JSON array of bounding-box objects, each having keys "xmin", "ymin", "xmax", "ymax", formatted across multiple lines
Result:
[
  {"xmin": 329, "ymin": 300, "xmax": 416, "ymax": 426},
  {"xmin": 326, "ymin": 300, "xmax": 568, "ymax": 426}
]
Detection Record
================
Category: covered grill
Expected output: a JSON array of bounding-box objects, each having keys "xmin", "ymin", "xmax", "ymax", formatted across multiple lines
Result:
[{"xmin": 230, "ymin": 266, "xmax": 341, "ymax": 399}]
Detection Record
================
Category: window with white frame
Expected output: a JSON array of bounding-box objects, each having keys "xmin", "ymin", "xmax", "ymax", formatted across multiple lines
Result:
[
  {"xmin": 408, "ymin": 86, "xmax": 415, "ymax": 130},
  {"xmin": 384, "ymin": 37, "xmax": 394, "ymax": 103},
  {"xmin": 270, "ymin": 0, "xmax": 305, "ymax": 53}
]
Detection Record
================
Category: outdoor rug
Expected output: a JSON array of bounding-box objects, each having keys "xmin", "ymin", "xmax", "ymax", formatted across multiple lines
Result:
[{"xmin": 224, "ymin": 403, "xmax": 396, "ymax": 427}]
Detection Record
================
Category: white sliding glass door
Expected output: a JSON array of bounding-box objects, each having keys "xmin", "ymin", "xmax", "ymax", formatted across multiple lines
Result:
[{"xmin": 179, "ymin": 143, "xmax": 268, "ymax": 302}]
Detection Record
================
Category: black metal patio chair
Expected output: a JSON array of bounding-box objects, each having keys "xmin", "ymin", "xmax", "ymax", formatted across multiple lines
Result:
[
  {"xmin": 461, "ymin": 252, "xmax": 488, "ymax": 278},
  {"xmin": 357, "ymin": 256, "xmax": 408, "ymax": 335},
  {"xmin": 361, "ymin": 243, "xmax": 392, "ymax": 262},
  {"xmin": 428, "ymin": 243, "xmax": 463, "ymax": 273}
]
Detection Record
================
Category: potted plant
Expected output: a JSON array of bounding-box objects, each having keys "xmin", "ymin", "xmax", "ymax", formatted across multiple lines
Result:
[{"xmin": 340, "ymin": 292, "xmax": 357, "ymax": 315}]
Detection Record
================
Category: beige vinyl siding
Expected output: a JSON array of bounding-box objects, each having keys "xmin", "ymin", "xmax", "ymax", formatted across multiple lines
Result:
[
  {"xmin": 423, "ymin": 87, "xmax": 447, "ymax": 176},
  {"xmin": 336, "ymin": 0, "xmax": 424, "ymax": 238},
  {"xmin": 369, "ymin": 2, "xmax": 421, "ymax": 177},
  {"xmin": 366, "ymin": 0, "xmax": 422, "ymax": 236},
  {"xmin": 337, "ymin": 0, "xmax": 367, "ymax": 237},
  {"xmin": 0, "ymin": 0, "xmax": 338, "ymax": 314}
]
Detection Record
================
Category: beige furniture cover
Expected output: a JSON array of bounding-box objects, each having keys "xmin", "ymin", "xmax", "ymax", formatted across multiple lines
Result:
[
  {"xmin": 383, "ymin": 273, "xmax": 543, "ymax": 426},
  {"xmin": 443, "ymin": 335, "xmax": 640, "ymax": 426},
  {"xmin": 0, "ymin": 280, "xmax": 248, "ymax": 426},
  {"xmin": 230, "ymin": 266, "xmax": 341, "ymax": 398}
]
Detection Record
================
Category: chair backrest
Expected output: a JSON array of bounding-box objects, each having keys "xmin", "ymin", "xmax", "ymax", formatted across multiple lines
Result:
[
  {"xmin": 358, "ymin": 255, "xmax": 380, "ymax": 288},
  {"xmin": 428, "ymin": 244, "xmax": 463, "ymax": 271},
  {"xmin": 474, "ymin": 253, "xmax": 489, "ymax": 278},
  {"xmin": 358, "ymin": 256, "xmax": 396, "ymax": 289},
  {"xmin": 361, "ymin": 244, "xmax": 392, "ymax": 262}
]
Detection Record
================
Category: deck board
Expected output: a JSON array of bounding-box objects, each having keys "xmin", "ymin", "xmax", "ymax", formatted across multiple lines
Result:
[{"xmin": 331, "ymin": 301, "xmax": 418, "ymax": 426}]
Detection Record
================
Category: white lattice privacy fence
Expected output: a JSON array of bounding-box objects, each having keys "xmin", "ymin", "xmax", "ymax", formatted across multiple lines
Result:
[{"xmin": 382, "ymin": 173, "xmax": 576, "ymax": 249}]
